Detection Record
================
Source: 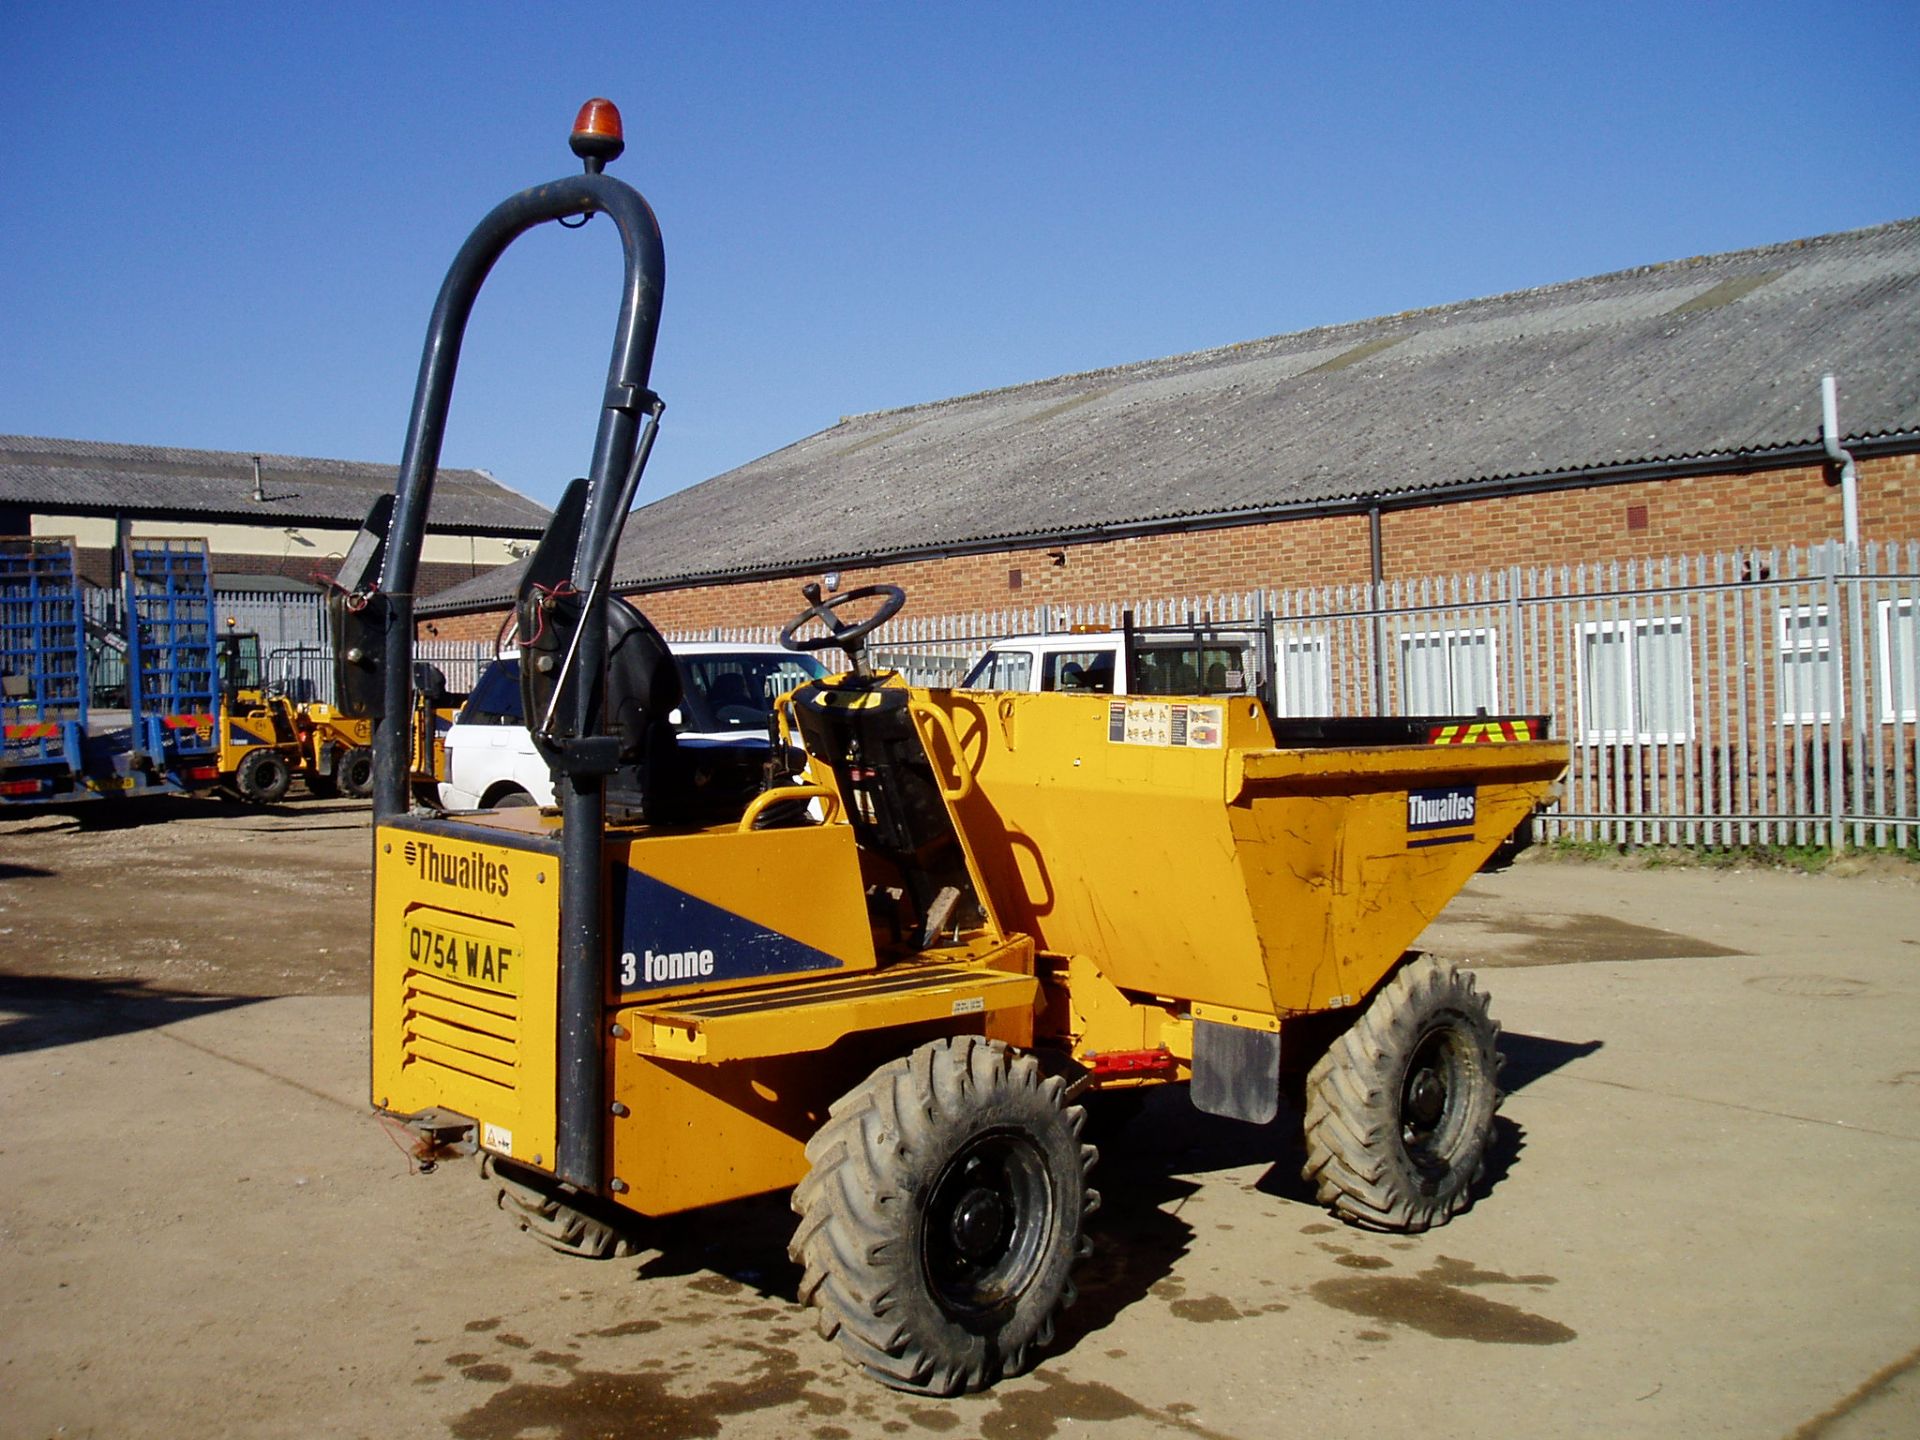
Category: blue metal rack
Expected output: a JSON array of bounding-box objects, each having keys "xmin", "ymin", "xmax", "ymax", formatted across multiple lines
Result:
[
  {"xmin": 123, "ymin": 537, "xmax": 217, "ymax": 761},
  {"xmin": 0, "ymin": 538, "xmax": 87, "ymax": 782},
  {"xmin": 0, "ymin": 534, "xmax": 225, "ymax": 807}
]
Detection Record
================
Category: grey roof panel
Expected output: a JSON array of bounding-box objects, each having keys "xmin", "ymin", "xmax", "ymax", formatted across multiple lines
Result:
[
  {"xmin": 421, "ymin": 218, "xmax": 1920, "ymax": 615},
  {"xmin": 0, "ymin": 436, "xmax": 550, "ymax": 534}
]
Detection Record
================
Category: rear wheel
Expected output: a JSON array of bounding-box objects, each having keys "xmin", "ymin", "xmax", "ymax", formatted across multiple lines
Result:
[
  {"xmin": 485, "ymin": 785, "xmax": 536, "ymax": 809},
  {"xmin": 483, "ymin": 1154, "xmax": 639, "ymax": 1259},
  {"xmin": 233, "ymin": 747, "xmax": 292, "ymax": 804},
  {"xmin": 789, "ymin": 1036, "xmax": 1096, "ymax": 1395},
  {"xmin": 1302, "ymin": 955, "xmax": 1500, "ymax": 1233},
  {"xmin": 337, "ymin": 746, "xmax": 374, "ymax": 799}
]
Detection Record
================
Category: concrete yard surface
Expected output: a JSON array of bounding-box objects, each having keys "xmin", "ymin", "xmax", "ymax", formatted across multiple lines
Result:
[{"xmin": 2, "ymin": 803, "xmax": 1917, "ymax": 1439}]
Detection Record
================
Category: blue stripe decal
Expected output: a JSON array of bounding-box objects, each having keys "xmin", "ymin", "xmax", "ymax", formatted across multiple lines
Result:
[
  {"xmin": 611, "ymin": 866, "xmax": 845, "ymax": 993},
  {"xmin": 1408, "ymin": 832, "xmax": 1475, "ymax": 849}
]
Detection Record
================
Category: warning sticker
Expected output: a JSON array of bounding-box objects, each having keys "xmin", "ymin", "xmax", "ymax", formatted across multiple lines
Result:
[
  {"xmin": 1184, "ymin": 704, "xmax": 1224, "ymax": 748},
  {"xmin": 1108, "ymin": 701, "xmax": 1225, "ymax": 749}
]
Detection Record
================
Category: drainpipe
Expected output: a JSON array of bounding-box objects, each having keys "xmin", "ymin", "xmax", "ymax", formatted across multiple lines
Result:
[
  {"xmin": 1368, "ymin": 504, "xmax": 1387, "ymax": 713},
  {"xmin": 1821, "ymin": 374, "xmax": 1867, "ymax": 851},
  {"xmin": 1821, "ymin": 375, "xmax": 1859, "ymax": 554}
]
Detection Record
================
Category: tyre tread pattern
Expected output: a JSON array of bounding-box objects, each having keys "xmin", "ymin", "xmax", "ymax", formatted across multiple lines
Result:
[
  {"xmin": 1302, "ymin": 955, "xmax": 1500, "ymax": 1234},
  {"xmin": 483, "ymin": 1155, "xmax": 639, "ymax": 1260},
  {"xmin": 234, "ymin": 748, "xmax": 292, "ymax": 804},
  {"xmin": 788, "ymin": 1036, "xmax": 1097, "ymax": 1395},
  {"xmin": 337, "ymin": 746, "xmax": 374, "ymax": 799}
]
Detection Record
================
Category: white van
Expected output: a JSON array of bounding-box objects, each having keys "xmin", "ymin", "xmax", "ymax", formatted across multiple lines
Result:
[
  {"xmin": 958, "ymin": 628, "xmax": 1262, "ymax": 697},
  {"xmin": 439, "ymin": 642, "xmax": 826, "ymax": 810}
]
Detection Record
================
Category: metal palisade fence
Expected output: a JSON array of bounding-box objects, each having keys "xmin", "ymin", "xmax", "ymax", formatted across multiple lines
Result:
[
  {"xmin": 107, "ymin": 540, "xmax": 1914, "ymax": 850},
  {"xmin": 673, "ymin": 540, "xmax": 1920, "ymax": 852}
]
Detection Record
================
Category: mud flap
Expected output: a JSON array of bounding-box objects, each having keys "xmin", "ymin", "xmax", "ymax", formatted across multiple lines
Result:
[{"xmin": 1191, "ymin": 1020, "xmax": 1280, "ymax": 1124}]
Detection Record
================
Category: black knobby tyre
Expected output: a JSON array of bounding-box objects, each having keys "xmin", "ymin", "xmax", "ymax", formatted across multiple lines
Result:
[
  {"xmin": 234, "ymin": 747, "xmax": 292, "ymax": 804},
  {"xmin": 789, "ymin": 1036, "xmax": 1097, "ymax": 1395},
  {"xmin": 337, "ymin": 746, "xmax": 374, "ymax": 799},
  {"xmin": 482, "ymin": 1155, "xmax": 639, "ymax": 1259},
  {"xmin": 1302, "ymin": 955, "xmax": 1500, "ymax": 1233}
]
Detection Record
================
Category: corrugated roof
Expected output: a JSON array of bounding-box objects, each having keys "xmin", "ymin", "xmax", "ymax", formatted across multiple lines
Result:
[
  {"xmin": 421, "ymin": 218, "xmax": 1920, "ymax": 615},
  {"xmin": 0, "ymin": 436, "xmax": 549, "ymax": 535}
]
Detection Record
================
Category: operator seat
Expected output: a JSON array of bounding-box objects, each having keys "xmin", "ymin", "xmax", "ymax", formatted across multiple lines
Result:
[
  {"xmin": 603, "ymin": 598, "xmax": 691, "ymax": 823},
  {"xmin": 788, "ymin": 674, "xmax": 984, "ymax": 948}
]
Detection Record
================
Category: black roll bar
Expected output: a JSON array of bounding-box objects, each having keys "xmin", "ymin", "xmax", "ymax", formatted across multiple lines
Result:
[{"xmin": 370, "ymin": 165, "xmax": 665, "ymax": 1191}]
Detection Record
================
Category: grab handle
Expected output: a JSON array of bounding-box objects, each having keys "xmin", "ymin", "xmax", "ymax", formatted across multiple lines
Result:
[
  {"xmin": 738, "ymin": 783, "xmax": 840, "ymax": 831},
  {"xmin": 908, "ymin": 699, "xmax": 975, "ymax": 801}
]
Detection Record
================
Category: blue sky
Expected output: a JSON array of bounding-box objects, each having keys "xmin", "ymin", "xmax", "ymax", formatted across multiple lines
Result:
[{"xmin": 3, "ymin": 3, "xmax": 1916, "ymax": 512}]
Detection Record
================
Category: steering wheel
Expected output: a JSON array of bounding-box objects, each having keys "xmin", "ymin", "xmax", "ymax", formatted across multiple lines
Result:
[{"xmin": 779, "ymin": 583, "xmax": 907, "ymax": 656}]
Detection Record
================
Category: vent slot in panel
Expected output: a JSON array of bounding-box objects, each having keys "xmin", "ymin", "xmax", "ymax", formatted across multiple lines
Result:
[{"xmin": 402, "ymin": 969, "xmax": 521, "ymax": 1094}]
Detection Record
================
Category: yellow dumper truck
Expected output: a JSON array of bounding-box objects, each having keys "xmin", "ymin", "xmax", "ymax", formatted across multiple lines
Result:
[{"xmin": 349, "ymin": 101, "xmax": 1568, "ymax": 1396}]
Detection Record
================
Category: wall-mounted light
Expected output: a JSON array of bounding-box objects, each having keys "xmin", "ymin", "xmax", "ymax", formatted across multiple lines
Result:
[{"xmin": 1046, "ymin": 549, "xmax": 1067, "ymax": 567}]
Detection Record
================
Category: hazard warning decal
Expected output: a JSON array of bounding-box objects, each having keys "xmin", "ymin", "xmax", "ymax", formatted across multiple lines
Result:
[{"xmin": 1429, "ymin": 718, "xmax": 1534, "ymax": 744}]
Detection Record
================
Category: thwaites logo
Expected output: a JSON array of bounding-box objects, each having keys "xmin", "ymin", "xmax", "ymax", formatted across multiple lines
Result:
[
  {"xmin": 1407, "ymin": 785, "xmax": 1477, "ymax": 832},
  {"xmin": 401, "ymin": 840, "xmax": 511, "ymax": 898}
]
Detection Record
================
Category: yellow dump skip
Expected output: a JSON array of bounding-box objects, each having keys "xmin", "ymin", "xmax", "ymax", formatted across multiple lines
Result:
[{"xmin": 919, "ymin": 691, "xmax": 1567, "ymax": 1017}]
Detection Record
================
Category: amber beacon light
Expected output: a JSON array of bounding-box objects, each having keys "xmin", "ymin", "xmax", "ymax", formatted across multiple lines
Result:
[{"xmin": 569, "ymin": 98, "xmax": 625, "ymax": 172}]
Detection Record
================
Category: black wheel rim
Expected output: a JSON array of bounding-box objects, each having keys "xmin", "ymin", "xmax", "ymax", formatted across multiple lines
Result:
[
  {"xmin": 1399, "ymin": 1022, "xmax": 1472, "ymax": 1177},
  {"xmin": 245, "ymin": 753, "xmax": 287, "ymax": 796},
  {"xmin": 920, "ymin": 1127, "xmax": 1053, "ymax": 1322}
]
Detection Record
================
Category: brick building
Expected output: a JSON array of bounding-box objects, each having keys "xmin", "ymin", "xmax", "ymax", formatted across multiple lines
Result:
[
  {"xmin": 0, "ymin": 436, "xmax": 547, "ymax": 598},
  {"xmin": 419, "ymin": 217, "xmax": 1920, "ymax": 640}
]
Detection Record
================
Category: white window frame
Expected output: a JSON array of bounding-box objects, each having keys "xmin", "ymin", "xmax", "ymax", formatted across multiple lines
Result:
[
  {"xmin": 962, "ymin": 648, "xmax": 1034, "ymax": 691},
  {"xmin": 1271, "ymin": 630, "xmax": 1332, "ymax": 717},
  {"xmin": 1766, "ymin": 606, "xmax": 1843, "ymax": 725},
  {"xmin": 1576, "ymin": 616, "xmax": 1694, "ymax": 744},
  {"xmin": 1397, "ymin": 626, "xmax": 1499, "ymax": 715},
  {"xmin": 1878, "ymin": 597, "xmax": 1919, "ymax": 723}
]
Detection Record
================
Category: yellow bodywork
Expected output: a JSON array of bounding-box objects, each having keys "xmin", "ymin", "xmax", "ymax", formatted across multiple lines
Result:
[
  {"xmin": 408, "ymin": 697, "xmax": 459, "ymax": 786},
  {"xmin": 300, "ymin": 703, "xmax": 372, "ymax": 771},
  {"xmin": 372, "ymin": 677, "xmax": 1568, "ymax": 1217},
  {"xmin": 216, "ymin": 691, "xmax": 302, "ymax": 774},
  {"xmin": 301, "ymin": 703, "xmax": 372, "ymax": 749},
  {"xmin": 906, "ymin": 690, "xmax": 1563, "ymax": 1016},
  {"xmin": 373, "ymin": 817, "xmax": 564, "ymax": 1168},
  {"xmin": 375, "ymin": 806, "xmax": 967, "ymax": 1214}
]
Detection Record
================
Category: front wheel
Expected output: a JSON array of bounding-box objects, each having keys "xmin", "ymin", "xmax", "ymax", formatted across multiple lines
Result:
[
  {"xmin": 789, "ymin": 1036, "xmax": 1096, "ymax": 1395},
  {"xmin": 336, "ymin": 746, "xmax": 374, "ymax": 799},
  {"xmin": 233, "ymin": 747, "xmax": 292, "ymax": 804},
  {"xmin": 1302, "ymin": 955, "xmax": 1500, "ymax": 1233}
]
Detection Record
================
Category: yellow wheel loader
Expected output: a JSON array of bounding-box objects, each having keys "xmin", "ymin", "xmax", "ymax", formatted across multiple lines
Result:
[
  {"xmin": 213, "ymin": 629, "xmax": 304, "ymax": 803},
  {"xmin": 297, "ymin": 701, "xmax": 374, "ymax": 799},
  {"xmin": 346, "ymin": 100, "xmax": 1569, "ymax": 1396}
]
